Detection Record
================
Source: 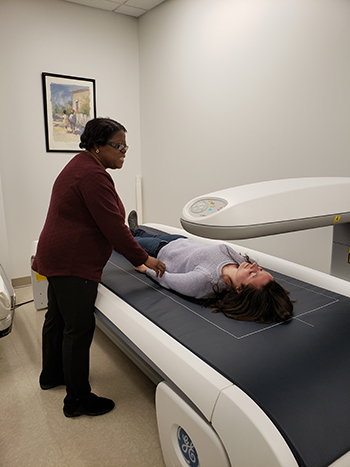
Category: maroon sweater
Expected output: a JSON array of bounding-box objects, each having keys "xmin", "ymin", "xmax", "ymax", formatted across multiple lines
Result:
[{"xmin": 32, "ymin": 152, "xmax": 148, "ymax": 282}]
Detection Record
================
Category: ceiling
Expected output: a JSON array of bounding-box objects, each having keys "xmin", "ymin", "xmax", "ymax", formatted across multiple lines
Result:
[
  {"xmin": 62, "ymin": 0, "xmax": 166, "ymax": 17},
  {"xmin": 61, "ymin": 0, "xmax": 165, "ymax": 18}
]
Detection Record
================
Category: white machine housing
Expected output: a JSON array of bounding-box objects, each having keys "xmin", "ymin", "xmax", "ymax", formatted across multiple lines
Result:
[
  {"xmin": 181, "ymin": 177, "xmax": 350, "ymax": 281},
  {"xmin": 0, "ymin": 264, "xmax": 15, "ymax": 337},
  {"xmin": 181, "ymin": 177, "xmax": 350, "ymax": 239}
]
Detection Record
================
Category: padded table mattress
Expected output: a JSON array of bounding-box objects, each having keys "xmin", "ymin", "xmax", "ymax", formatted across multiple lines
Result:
[{"xmin": 101, "ymin": 248, "xmax": 350, "ymax": 467}]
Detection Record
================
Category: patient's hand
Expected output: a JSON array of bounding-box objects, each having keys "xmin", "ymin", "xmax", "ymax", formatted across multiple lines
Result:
[
  {"xmin": 134, "ymin": 264, "xmax": 148, "ymax": 274},
  {"xmin": 144, "ymin": 256, "xmax": 166, "ymax": 277}
]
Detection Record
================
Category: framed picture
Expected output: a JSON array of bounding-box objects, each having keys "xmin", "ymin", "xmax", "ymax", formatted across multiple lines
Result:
[{"xmin": 42, "ymin": 72, "xmax": 96, "ymax": 152}]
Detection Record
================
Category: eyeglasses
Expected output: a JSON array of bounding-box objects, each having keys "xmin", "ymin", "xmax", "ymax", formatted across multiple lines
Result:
[{"xmin": 106, "ymin": 142, "xmax": 129, "ymax": 152}]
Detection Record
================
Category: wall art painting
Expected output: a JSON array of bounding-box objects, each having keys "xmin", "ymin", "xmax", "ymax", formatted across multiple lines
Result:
[{"xmin": 42, "ymin": 72, "xmax": 96, "ymax": 152}]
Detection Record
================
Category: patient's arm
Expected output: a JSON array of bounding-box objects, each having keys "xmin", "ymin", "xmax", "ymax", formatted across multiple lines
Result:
[
  {"xmin": 134, "ymin": 259, "xmax": 165, "ymax": 277},
  {"xmin": 145, "ymin": 268, "xmax": 214, "ymax": 299},
  {"xmin": 134, "ymin": 264, "xmax": 148, "ymax": 274},
  {"xmin": 135, "ymin": 263, "xmax": 207, "ymax": 296}
]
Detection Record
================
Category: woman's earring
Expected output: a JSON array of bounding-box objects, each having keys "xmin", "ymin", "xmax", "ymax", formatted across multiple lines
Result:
[{"xmin": 96, "ymin": 149, "xmax": 100, "ymax": 154}]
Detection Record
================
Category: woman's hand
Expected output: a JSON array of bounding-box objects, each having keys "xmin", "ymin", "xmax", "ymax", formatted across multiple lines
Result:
[{"xmin": 144, "ymin": 256, "xmax": 166, "ymax": 277}]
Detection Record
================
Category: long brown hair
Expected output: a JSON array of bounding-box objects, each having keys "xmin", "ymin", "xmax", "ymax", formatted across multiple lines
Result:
[{"xmin": 202, "ymin": 280, "xmax": 294, "ymax": 323}]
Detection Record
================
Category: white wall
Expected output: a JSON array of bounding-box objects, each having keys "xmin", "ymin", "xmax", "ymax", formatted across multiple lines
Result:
[
  {"xmin": 139, "ymin": 0, "xmax": 350, "ymax": 273},
  {"xmin": 0, "ymin": 0, "xmax": 141, "ymax": 279},
  {"xmin": 2, "ymin": 0, "xmax": 350, "ymax": 279}
]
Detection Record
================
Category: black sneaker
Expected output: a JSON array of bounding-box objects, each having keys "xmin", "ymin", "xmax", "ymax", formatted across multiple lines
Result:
[{"xmin": 63, "ymin": 393, "xmax": 115, "ymax": 418}]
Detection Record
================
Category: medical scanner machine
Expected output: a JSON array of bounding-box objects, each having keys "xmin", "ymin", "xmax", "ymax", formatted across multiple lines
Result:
[
  {"xmin": 180, "ymin": 177, "xmax": 350, "ymax": 282},
  {"xmin": 32, "ymin": 177, "xmax": 350, "ymax": 467}
]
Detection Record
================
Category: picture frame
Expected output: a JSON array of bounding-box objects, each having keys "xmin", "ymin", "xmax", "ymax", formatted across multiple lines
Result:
[{"xmin": 42, "ymin": 72, "xmax": 96, "ymax": 152}]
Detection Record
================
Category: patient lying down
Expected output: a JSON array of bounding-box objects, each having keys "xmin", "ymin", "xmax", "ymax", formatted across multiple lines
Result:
[{"xmin": 128, "ymin": 212, "xmax": 293, "ymax": 324}]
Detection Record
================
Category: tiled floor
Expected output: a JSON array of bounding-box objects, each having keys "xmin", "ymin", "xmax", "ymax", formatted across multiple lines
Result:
[{"xmin": 0, "ymin": 286, "xmax": 166, "ymax": 467}]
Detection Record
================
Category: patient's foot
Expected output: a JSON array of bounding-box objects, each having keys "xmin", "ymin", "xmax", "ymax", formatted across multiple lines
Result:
[{"xmin": 128, "ymin": 210, "xmax": 139, "ymax": 234}]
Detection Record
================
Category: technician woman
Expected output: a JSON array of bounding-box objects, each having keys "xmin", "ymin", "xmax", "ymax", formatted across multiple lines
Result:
[{"xmin": 32, "ymin": 118, "xmax": 165, "ymax": 418}]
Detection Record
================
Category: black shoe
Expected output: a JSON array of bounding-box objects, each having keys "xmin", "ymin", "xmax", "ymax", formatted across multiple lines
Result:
[
  {"xmin": 63, "ymin": 393, "xmax": 115, "ymax": 418},
  {"xmin": 127, "ymin": 210, "xmax": 139, "ymax": 234},
  {"xmin": 40, "ymin": 381, "xmax": 65, "ymax": 390}
]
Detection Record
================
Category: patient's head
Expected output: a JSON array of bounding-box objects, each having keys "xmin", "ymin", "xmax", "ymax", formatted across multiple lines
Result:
[
  {"xmin": 204, "ymin": 279, "xmax": 294, "ymax": 324},
  {"xmin": 222, "ymin": 261, "xmax": 273, "ymax": 290}
]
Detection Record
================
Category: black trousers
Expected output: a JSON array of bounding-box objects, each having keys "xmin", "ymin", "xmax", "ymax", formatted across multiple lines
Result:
[{"xmin": 40, "ymin": 276, "xmax": 98, "ymax": 407}]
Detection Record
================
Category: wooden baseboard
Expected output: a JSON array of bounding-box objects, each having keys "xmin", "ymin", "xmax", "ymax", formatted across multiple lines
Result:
[{"xmin": 12, "ymin": 276, "xmax": 32, "ymax": 288}]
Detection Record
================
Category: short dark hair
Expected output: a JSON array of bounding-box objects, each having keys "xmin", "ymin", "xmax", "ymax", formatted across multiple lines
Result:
[{"xmin": 79, "ymin": 117, "xmax": 127, "ymax": 150}]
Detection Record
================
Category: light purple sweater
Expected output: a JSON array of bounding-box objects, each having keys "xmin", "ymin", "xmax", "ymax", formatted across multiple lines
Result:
[{"xmin": 146, "ymin": 238, "xmax": 246, "ymax": 299}]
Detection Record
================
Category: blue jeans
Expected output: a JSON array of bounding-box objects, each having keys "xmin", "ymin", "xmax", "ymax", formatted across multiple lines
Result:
[{"xmin": 133, "ymin": 229, "xmax": 186, "ymax": 257}]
